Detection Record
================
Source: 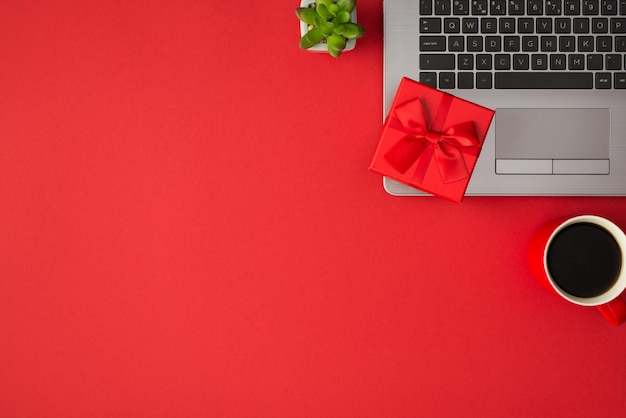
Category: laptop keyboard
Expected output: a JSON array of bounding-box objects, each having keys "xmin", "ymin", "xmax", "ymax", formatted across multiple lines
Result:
[{"xmin": 418, "ymin": 0, "xmax": 626, "ymax": 89}]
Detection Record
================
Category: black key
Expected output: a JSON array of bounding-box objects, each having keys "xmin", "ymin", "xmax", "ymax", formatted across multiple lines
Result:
[
  {"xmin": 457, "ymin": 54, "xmax": 474, "ymax": 70},
  {"xmin": 578, "ymin": 36, "xmax": 595, "ymax": 51},
  {"xmin": 467, "ymin": 36, "xmax": 484, "ymax": 51},
  {"xmin": 518, "ymin": 18, "xmax": 535, "ymax": 33},
  {"xmin": 550, "ymin": 53, "xmax": 568, "ymax": 69},
  {"xmin": 420, "ymin": 54, "xmax": 456, "ymax": 69},
  {"xmin": 541, "ymin": 36, "xmax": 558, "ymax": 51},
  {"xmin": 444, "ymin": 17, "xmax": 461, "ymax": 32},
  {"xmin": 420, "ymin": 72, "xmax": 438, "ymax": 87},
  {"xmin": 499, "ymin": 18, "xmax": 516, "ymax": 33},
  {"xmin": 462, "ymin": 18, "xmax": 479, "ymax": 33},
  {"xmin": 614, "ymin": 73, "xmax": 626, "ymax": 88},
  {"xmin": 491, "ymin": 0, "xmax": 507, "ymax": 15},
  {"xmin": 495, "ymin": 72, "xmax": 593, "ymax": 88},
  {"xmin": 546, "ymin": 0, "xmax": 563, "ymax": 15},
  {"xmin": 616, "ymin": 36, "xmax": 626, "ymax": 51},
  {"xmin": 537, "ymin": 18, "xmax": 553, "ymax": 33},
  {"xmin": 495, "ymin": 53, "xmax": 511, "ymax": 69},
  {"xmin": 504, "ymin": 36, "xmax": 521, "ymax": 51},
  {"xmin": 564, "ymin": 0, "xmax": 581, "ymax": 14},
  {"xmin": 453, "ymin": 0, "xmax": 470, "ymax": 14},
  {"xmin": 587, "ymin": 54, "xmax": 604, "ymax": 69},
  {"xmin": 583, "ymin": 0, "xmax": 600, "ymax": 14},
  {"xmin": 448, "ymin": 36, "xmax": 465, "ymax": 52},
  {"xmin": 435, "ymin": 0, "xmax": 452, "ymax": 14},
  {"xmin": 476, "ymin": 54, "xmax": 493, "ymax": 69},
  {"xmin": 559, "ymin": 36, "xmax": 576, "ymax": 51},
  {"xmin": 420, "ymin": 36, "xmax": 447, "ymax": 51},
  {"xmin": 439, "ymin": 72, "xmax": 456, "ymax": 88},
  {"xmin": 621, "ymin": 0, "xmax": 626, "ymax": 13},
  {"xmin": 592, "ymin": 17, "xmax": 609, "ymax": 32},
  {"xmin": 522, "ymin": 36, "xmax": 539, "ymax": 51},
  {"xmin": 611, "ymin": 18, "xmax": 626, "ymax": 33},
  {"xmin": 569, "ymin": 54, "xmax": 585, "ymax": 69},
  {"xmin": 595, "ymin": 73, "xmax": 612, "ymax": 88},
  {"xmin": 555, "ymin": 18, "xmax": 572, "ymax": 32},
  {"xmin": 509, "ymin": 0, "xmax": 525, "ymax": 15},
  {"xmin": 472, "ymin": 0, "xmax": 489, "ymax": 15},
  {"xmin": 458, "ymin": 72, "xmax": 474, "ymax": 88},
  {"xmin": 421, "ymin": 18, "xmax": 442, "ymax": 33},
  {"xmin": 476, "ymin": 72, "xmax": 493, "ymax": 88},
  {"xmin": 528, "ymin": 0, "xmax": 543, "ymax": 14},
  {"xmin": 596, "ymin": 36, "xmax": 613, "ymax": 51},
  {"xmin": 606, "ymin": 54, "xmax": 623, "ymax": 69},
  {"xmin": 458, "ymin": 54, "xmax": 474, "ymax": 69},
  {"xmin": 532, "ymin": 53, "xmax": 549, "ymax": 69},
  {"xmin": 448, "ymin": 36, "xmax": 465, "ymax": 51},
  {"xmin": 513, "ymin": 53, "xmax": 530, "ymax": 69},
  {"xmin": 574, "ymin": 18, "xmax": 591, "ymax": 32},
  {"xmin": 481, "ymin": 18, "xmax": 498, "ymax": 33},
  {"xmin": 486, "ymin": 36, "xmax": 502, "ymax": 51},
  {"xmin": 602, "ymin": 0, "xmax": 619, "ymax": 14},
  {"xmin": 420, "ymin": 0, "xmax": 434, "ymax": 14}
]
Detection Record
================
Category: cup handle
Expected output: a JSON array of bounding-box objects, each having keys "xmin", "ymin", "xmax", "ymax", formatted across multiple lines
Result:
[{"xmin": 597, "ymin": 296, "xmax": 626, "ymax": 326}]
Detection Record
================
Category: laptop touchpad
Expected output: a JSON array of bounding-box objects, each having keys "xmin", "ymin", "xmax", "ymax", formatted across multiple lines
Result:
[{"xmin": 495, "ymin": 108, "xmax": 610, "ymax": 175}]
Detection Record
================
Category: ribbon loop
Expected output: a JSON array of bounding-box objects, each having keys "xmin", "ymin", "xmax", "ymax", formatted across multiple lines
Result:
[{"xmin": 383, "ymin": 97, "xmax": 481, "ymax": 184}]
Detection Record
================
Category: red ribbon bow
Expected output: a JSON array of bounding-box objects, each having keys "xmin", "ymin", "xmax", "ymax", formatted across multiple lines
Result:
[{"xmin": 384, "ymin": 97, "xmax": 480, "ymax": 184}]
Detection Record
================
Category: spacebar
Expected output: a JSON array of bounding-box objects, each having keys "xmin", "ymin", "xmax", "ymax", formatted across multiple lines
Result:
[{"xmin": 495, "ymin": 73, "xmax": 593, "ymax": 89}]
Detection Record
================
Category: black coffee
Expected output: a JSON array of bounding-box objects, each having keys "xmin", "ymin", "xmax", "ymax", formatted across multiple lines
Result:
[{"xmin": 547, "ymin": 222, "xmax": 622, "ymax": 298}]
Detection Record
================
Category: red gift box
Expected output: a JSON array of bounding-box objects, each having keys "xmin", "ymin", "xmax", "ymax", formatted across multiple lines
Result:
[{"xmin": 369, "ymin": 77, "xmax": 495, "ymax": 203}]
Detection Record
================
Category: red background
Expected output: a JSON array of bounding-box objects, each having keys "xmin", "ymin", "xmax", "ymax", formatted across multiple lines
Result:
[{"xmin": 1, "ymin": 1, "xmax": 625, "ymax": 417}]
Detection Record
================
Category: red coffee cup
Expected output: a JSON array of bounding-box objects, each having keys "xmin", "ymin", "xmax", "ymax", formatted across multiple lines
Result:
[{"xmin": 528, "ymin": 215, "xmax": 626, "ymax": 326}]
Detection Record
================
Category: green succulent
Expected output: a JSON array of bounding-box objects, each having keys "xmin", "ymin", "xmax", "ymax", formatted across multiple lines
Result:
[{"xmin": 296, "ymin": 0, "xmax": 366, "ymax": 58}]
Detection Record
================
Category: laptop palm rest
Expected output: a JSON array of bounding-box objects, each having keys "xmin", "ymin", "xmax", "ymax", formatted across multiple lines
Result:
[{"xmin": 495, "ymin": 108, "xmax": 610, "ymax": 175}]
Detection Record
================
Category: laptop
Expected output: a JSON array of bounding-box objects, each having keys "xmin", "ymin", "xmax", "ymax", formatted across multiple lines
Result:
[{"xmin": 383, "ymin": 0, "xmax": 626, "ymax": 196}]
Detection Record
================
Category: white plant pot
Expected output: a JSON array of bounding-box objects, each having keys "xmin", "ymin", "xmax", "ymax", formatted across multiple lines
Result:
[{"xmin": 299, "ymin": 0, "xmax": 358, "ymax": 53}]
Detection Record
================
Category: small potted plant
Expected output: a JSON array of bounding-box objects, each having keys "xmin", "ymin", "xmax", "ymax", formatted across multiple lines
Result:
[{"xmin": 296, "ymin": 0, "xmax": 365, "ymax": 58}]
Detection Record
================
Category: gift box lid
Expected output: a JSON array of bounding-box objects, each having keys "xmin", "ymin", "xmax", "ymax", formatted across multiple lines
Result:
[{"xmin": 370, "ymin": 77, "xmax": 495, "ymax": 203}]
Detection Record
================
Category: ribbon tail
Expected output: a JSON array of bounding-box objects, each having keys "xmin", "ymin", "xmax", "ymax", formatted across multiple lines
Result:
[
  {"xmin": 434, "ymin": 143, "xmax": 469, "ymax": 183},
  {"xmin": 411, "ymin": 145, "xmax": 435, "ymax": 185}
]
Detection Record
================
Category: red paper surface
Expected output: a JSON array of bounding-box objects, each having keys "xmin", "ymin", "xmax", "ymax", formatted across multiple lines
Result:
[
  {"xmin": 370, "ymin": 78, "xmax": 494, "ymax": 202},
  {"xmin": 1, "ymin": 1, "xmax": 626, "ymax": 417}
]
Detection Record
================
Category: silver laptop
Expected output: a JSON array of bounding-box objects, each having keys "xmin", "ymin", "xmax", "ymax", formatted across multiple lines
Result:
[{"xmin": 383, "ymin": 0, "xmax": 626, "ymax": 196}]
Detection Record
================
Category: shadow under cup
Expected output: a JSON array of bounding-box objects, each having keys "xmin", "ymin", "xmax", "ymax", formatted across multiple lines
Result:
[{"xmin": 529, "ymin": 215, "xmax": 626, "ymax": 326}]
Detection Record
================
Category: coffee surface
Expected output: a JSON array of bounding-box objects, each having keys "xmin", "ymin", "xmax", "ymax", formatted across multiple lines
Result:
[{"xmin": 547, "ymin": 223, "xmax": 622, "ymax": 298}]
